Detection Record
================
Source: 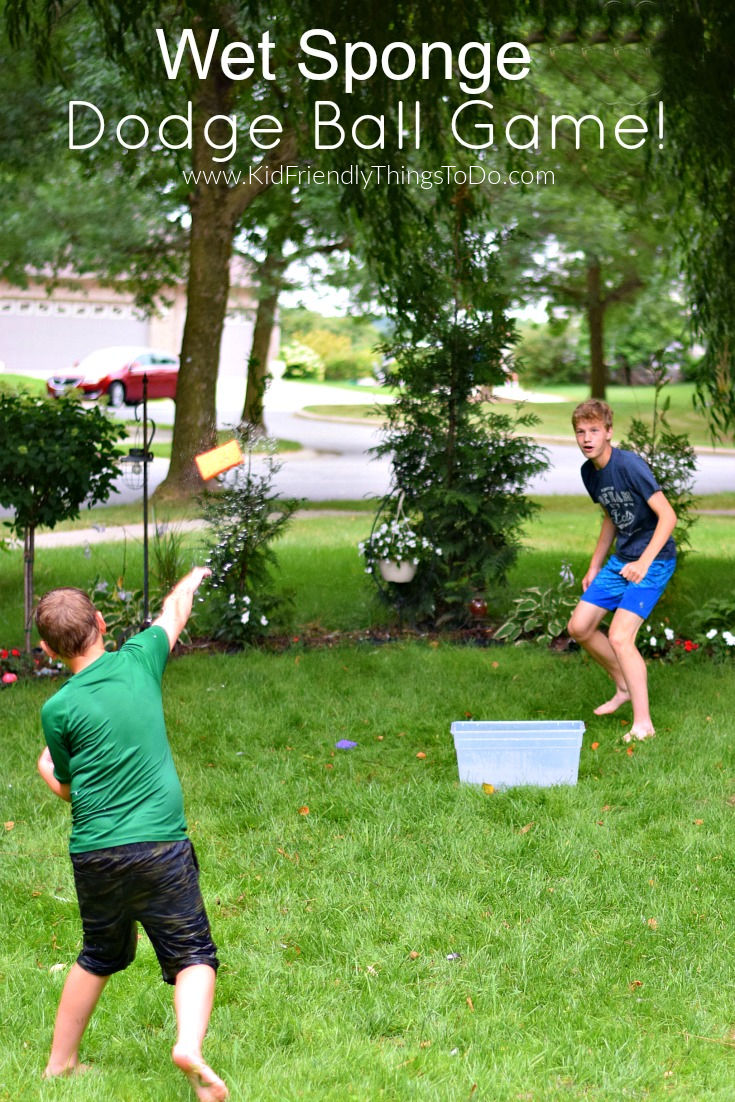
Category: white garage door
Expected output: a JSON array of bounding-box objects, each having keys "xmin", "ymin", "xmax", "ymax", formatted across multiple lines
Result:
[{"xmin": 0, "ymin": 299, "xmax": 150, "ymax": 375}]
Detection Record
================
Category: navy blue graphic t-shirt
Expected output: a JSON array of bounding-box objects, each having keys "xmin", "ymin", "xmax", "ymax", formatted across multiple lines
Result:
[{"xmin": 581, "ymin": 447, "xmax": 676, "ymax": 562}]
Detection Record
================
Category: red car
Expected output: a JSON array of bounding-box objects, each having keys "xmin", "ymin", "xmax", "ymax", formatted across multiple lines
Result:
[{"xmin": 47, "ymin": 345, "xmax": 179, "ymax": 407}]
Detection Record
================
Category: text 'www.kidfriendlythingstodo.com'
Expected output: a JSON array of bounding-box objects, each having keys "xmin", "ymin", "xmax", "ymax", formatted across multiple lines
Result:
[{"xmin": 179, "ymin": 164, "xmax": 556, "ymax": 190}]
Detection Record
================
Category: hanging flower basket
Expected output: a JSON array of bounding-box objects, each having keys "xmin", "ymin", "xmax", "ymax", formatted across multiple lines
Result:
[
  {"xmin": 359, "ymin": 492, "xmax": 442, "ymax": 585},
  {"xmin": 379, "ymin": 558, "xmax": 418, "ymax": 584}
]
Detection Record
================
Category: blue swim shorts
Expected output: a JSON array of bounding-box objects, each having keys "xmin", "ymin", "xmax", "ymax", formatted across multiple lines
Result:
[
  {"xmin": 580, "ymin": 553, "xmax": 676, "ymax": 620},
  {"xmin": 71, "ymin": 839, "xmax": 219, "ymax": 984}
]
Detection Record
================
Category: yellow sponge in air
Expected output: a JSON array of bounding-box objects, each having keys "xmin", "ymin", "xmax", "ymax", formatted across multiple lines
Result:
[{"xmin": 194, "ymin": 439, "xmax": 244, "ymax": 481}]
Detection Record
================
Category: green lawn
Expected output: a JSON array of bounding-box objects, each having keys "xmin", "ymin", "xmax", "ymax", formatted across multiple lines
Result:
[
  {"xmin": 127, "ymin": 429, "xmax": 304, "ymax": 460},
  {"xmin": 303, "ymin": 384, "xmax": 735, "ymax": 450},
  {"xmin": 4, "ymin": 638, "xmax": 735, "ymax": 1099},
  {"xmin": 2, "ymin": 503, "xmax": 735, "ymax": 1097},
  {"xmin": 1, "ymin": 500, "xmax": 733, "ymax": 646},
  {"xmin": 508, "ymin": 383, "xmax": 727, "ymax": 448},
  {"xmin": 0, "ymin": 373, "xmax": 46, "ymax": 396}
]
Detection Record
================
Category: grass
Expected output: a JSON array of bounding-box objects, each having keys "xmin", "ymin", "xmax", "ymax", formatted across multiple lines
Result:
[
  {"xmin": 0, "ymin": 373, "xmax": 46, "ymax": 397},
  {"xmin": 304, "ymin": 403, "xmax": 385, "ymax": 422},
  {"xmin": 302, "ymin": 384, "xmax": 735, "ymax": 450},
  {"xmin": 293, "ymin": 379, "xmax": 397, "ymax": 397},
  {"xmin": 1, "ymin": 500, "xmax": 733, "ymax": 646},
  {"xmin": 118, "ymin": 426, "xmax": 303, "ymax": 461},
  {"xmin": 4, "ymin": 638, "xmax": 735, "ymax": 1099},
  {"xmin": 1, "ymin": 504, "xmax": 735, "ymax": 1097},
  {"xmin": 507, "ymin": 384, "xmax": 727, "ymax": 448}
]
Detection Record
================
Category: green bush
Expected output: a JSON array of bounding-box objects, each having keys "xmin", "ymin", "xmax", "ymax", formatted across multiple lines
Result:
[
  {"xmin": 323, "ymin": 350, "xmax": 376, "ymax": 381},
  {"xmin": 514, "ymin": 318, "xmax": 587, "ymax": 385},
  {"xmin": 0, "ymin": 393, "xmax": 124, "ymax": 650},
  {"xmin": 373, "ymin": 201, "xmax": 548, "ymax": 626},
  {"xmin": 197, "ymin": 432, "xmax": 299, "ymax": 646},
  {"xmin": 495, "ymin": 562, "xmax": 578, "ymax": 644},
  {"xmin": 281, "ymin": 340, "xmax": 324, "ymax": 381},
  {"xmin": 619, "ymin": 365, "xmax": 697, "ymax": 559}
]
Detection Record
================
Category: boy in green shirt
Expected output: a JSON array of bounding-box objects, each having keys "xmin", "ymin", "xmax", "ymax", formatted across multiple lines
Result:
[{"xmin": 36, "ymin": 567, "xmax": 228, "ymax": 1101}]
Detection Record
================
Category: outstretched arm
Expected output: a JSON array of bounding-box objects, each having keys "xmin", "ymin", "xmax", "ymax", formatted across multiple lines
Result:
[
  {"xmin": 153, "ymin": 567, "xmax": 212, "ymax": 651},
  {"xmin": 38, "ymin": 747, "xmax": 71, "ymax": 803}
]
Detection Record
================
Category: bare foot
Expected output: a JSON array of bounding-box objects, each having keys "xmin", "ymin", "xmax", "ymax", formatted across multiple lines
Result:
[
  {"xmin": 42, "ymin": 1062, "xmax": 92, "ymax": 1079},
  {"xmin": 622, "ymin": 727, "xmax": 655, "ymax": 743},
  {"xmin": 173, "ymin": 1047, "xmax": 228, "ymax": 1101},
  {"xmin": 593, "ymin": 688, "xmax": 631, "ymax": 716}
]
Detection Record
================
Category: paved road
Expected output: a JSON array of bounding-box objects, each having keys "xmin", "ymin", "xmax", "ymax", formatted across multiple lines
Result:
[
  {"xmin": 2, "ymin": 376, "xmax": 733, "ymax": 514},
  {"xmin": 105, "ymin": 377, "xmax": 732, "ymax": 502},
  {"xmin": 226, "ymin": 378, "xmax": 735, "ymax": 498}
]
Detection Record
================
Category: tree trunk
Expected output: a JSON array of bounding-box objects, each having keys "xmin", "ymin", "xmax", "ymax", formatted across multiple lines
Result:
[
  {"xmin": 155, "ymin": 67, "xmax": 237, "ymax": 499},
  {"xmin": 153, "ymin": 80, "xmax": 297, "ymax": 498},
  {"xmin": 586, "ymin": 257, "xmax": 607, "ymax": 400},
  {"xmin": 23, "ymin": 524, "xmax": 34, "ymax": 653},
  {"xmin": 241, "ymin": 250, "xmax": 288, "ymax": 430}
]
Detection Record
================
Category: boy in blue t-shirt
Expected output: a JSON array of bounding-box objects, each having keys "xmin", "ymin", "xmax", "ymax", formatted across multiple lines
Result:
[{"xmin": 567, "ymin": 399, "xmax": 677, "ymax": 741}]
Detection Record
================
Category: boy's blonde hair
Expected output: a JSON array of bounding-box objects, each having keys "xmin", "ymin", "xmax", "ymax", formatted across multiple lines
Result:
[
  {"xmin": 571, "ymin": 399, "xmax": 613, "ymax": 430},
  {"xmin": 35, "ymin": 587, "xmax": 100, "ymax": 658}
]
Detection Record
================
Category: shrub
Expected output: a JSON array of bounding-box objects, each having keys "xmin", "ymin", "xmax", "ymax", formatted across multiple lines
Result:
[
  {"xmin": 198, "ymin": 433, "xmax": 299, "ymax": 646},
  {"xmin": 324, "ymin": 350, "xmax": 377, "ymax": 381},
  {"xmin": 513, "ymin": 318, "xmax": 586, "ymax": 385},
  {"xmin": 495, "ymin": 562, "xmax": 578, "ymax": 645},
  {"xmin": 370, "ymin": 193, "xmax": 548, "ymax": 626},
  {"xmin": 89, "ymin": 574, "xmax": 146, "ymax": 649},
  {"xmin": 281, "ymin": 340, "xmax": 324, "ymax": 381},
  {"xmin": 690, "ymin": 595, "xmax": 735, "ymax": 634},
  {"xmin": 0, "ymin": 393, "xmax": 124, "ymax": 650},
  {"xmin": 619, "ymin": 364, "xmax": 697, "ymax": 559}
]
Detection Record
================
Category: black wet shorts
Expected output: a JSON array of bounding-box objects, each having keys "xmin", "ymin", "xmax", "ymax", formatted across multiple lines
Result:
[{"xmin": 71, "ymin": 839, "xmax": 219, "ymax": 984}]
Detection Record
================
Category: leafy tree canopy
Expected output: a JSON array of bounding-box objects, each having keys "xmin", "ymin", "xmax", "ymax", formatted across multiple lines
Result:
[{"xmin": 0, "ymin": 393, "xmax": 125, "ymax": 649}]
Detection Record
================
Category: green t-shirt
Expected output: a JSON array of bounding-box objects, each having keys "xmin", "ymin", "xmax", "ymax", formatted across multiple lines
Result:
[{"xmin": 41, "ymin": 625, "xmax": 187, "ymax": 854}]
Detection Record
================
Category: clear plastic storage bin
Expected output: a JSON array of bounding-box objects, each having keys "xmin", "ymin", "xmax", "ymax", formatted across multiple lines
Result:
[{"xmin": 451, "ymin": 720, "xmax": 585, "ymax": 789}]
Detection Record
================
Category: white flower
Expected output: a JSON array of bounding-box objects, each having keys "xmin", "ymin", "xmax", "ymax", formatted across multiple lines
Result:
[
  {"xmin": 240, "ymin": 610, "xmax": 250, "ymax": 625},
  {"xmin": 663, "ymin": 627, "xmax": 674, "ymax": 641},
  {"xmin": 723, "ymin": 631, "xmax": 735, "ymax": 646},
  {"xmin": 649, "ymin": 637, "xmax": 657, "ymax": 648},
  {"xmin": 706, "ymin": 628, "xmax": 718, "ymax": 639},
  {"xmin": 260, "ymin": 616, "xmax": 268, "ymax": 626}
]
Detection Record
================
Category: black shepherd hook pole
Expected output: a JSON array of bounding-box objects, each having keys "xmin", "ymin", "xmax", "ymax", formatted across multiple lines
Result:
[
  {"xmin": 120, "ymin": 375, "xmax": 156, "ymax": 631},
  {"xmin": 142, "ymin": 372, "xmax": 150, "ymax": 626}
]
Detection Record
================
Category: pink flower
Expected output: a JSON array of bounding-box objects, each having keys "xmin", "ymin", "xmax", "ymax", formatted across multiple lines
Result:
[{"xmin": 2, "ymin": 672, "xmax": 18, "ymax": 684}]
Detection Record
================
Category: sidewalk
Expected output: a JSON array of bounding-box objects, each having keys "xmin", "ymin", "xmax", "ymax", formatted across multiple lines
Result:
[
  {"xmin": 32, "ymin": 519, "xmax": 206, "ymax": 550},
  {"xmin": 31, "ymin": 510, "xmax": 367, "ymax": 549}
]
